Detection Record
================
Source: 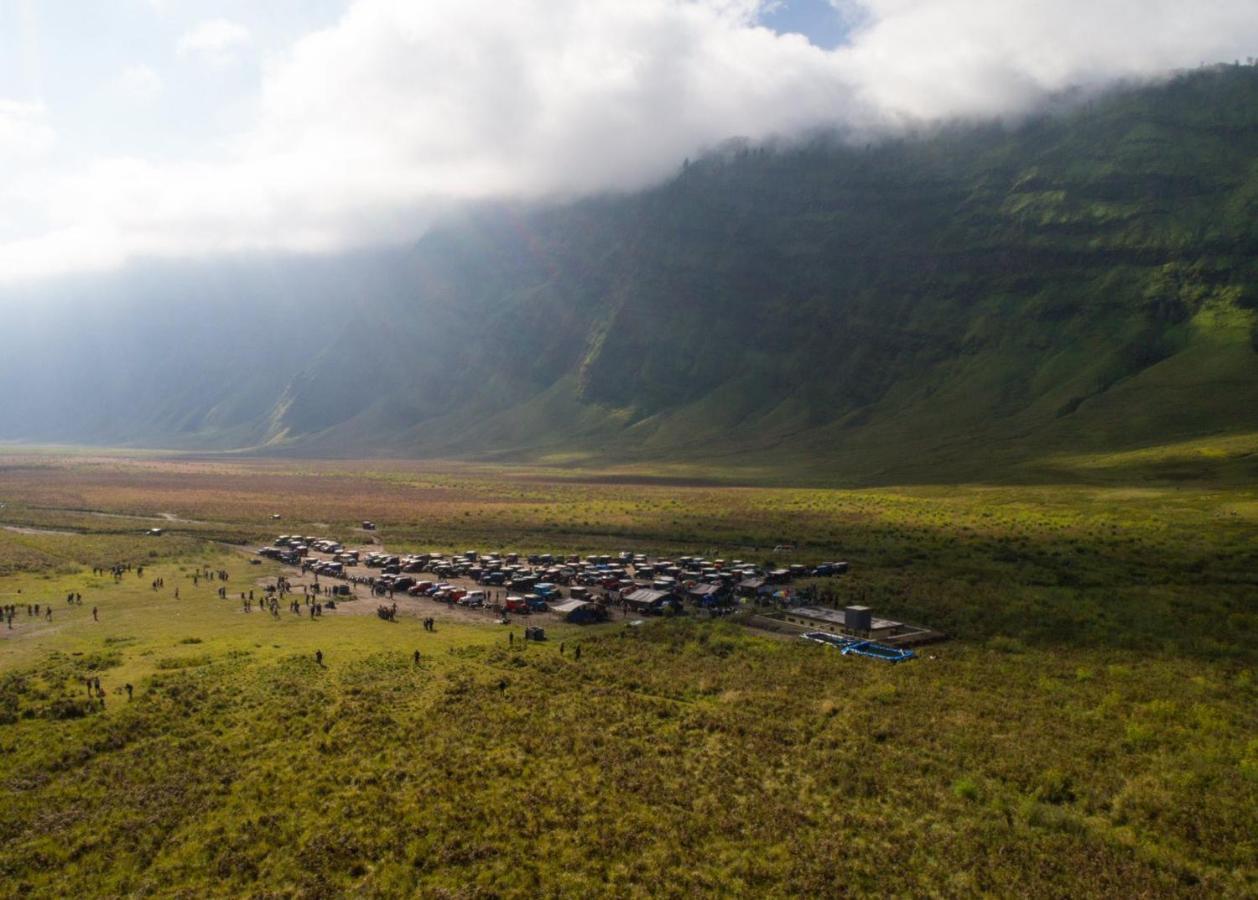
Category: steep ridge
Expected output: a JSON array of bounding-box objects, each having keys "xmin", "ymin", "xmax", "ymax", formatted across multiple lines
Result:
[
  {"xmin": 274, "ymin": 65, "xmax": 1258, "ymax": 479},
  {"xmin": 2, "ymin": 65, "xmax": 1257, "ymax": 483}
]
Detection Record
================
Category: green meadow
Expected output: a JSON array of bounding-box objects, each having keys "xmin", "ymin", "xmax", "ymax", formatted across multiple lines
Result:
[{"xmin": 0, "ymin": 456, "xmax": 1255, "ymax": 897}]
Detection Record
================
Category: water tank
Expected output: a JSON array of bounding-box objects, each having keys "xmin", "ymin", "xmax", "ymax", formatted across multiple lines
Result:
[{"xmin": 845, "ymin": 605, "xmax": 872, "ymax": 634}]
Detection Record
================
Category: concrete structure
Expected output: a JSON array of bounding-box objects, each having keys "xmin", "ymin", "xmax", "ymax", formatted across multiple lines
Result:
[
  {"xmin": 844, "ymin": 605, "xmax": 872, "ymax": 634},
  {"xmin": 783, "ymin": 605, "xmax": 901, "ymax": 639},
  {"xmin": 778, "ymin": 605, "xmax": 942, "ymax": 646}
]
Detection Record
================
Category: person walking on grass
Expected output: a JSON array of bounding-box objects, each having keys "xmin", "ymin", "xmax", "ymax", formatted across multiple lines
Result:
[
  {"xmin": 92, "ymin": 606, "xmax": 98, "ymax": 622},
  {"xmin": 315, "ymin": 649, "xmax": 323, "ymax": 666}
]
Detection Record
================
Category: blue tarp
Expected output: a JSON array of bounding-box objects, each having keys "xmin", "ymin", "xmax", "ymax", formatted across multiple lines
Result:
[{"xmin": 800, "ymin": 631, "xmax": 916, "ymax": 663}]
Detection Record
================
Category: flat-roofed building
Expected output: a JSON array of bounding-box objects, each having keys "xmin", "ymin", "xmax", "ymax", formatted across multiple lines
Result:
[{"xmin": 782, "ymin": 605, "xmax": 902, "ymax": 639}]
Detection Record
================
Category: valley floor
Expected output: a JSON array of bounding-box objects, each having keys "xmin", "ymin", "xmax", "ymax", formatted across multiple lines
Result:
[{"xmin": 0, "ymin": 454, "xmax": 1255, "ymax": 897}]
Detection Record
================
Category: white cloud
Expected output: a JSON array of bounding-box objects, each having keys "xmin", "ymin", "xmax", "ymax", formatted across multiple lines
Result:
[
  {"xmin": 114, "ymin": 63, "xmax": 165, "ymax": 102},
  {"xmin": 0, "ymin": 100, "xmax": 55, "ymax": 162},
  {"xmin": 3, "ymin": 0, "xmax": 1258, "ymax": 285},
  {"xmin": 176, "ymin": 18, "xmax": 252, "ymax": 65},
  {"xmin": 248, "ymin": 1, "xmax": 857, "ymax": 198},
  {"xmin": 0, "ymin": 101, "xmax": 55, "ymax": 249},
  {"xmin": 832, "ymin": 0, "xmax": 1258, "ymax": 122}
]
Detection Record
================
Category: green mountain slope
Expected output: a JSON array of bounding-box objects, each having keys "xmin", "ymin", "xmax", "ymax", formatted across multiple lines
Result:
[
  {"xmin": 2, "ymin": 65, "xmax": 1257, "ymax": 484},
  {"xmin": 273, "ymin": 65, "xmax": 1258, "ymax": 481}
]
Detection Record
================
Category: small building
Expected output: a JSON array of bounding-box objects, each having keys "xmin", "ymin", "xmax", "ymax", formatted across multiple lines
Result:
[
  {"xmin": 551, "ymin": 598, "xmax": 605, "ymax": 624},
  {"xmin": 782, "ymin": 605, "xmax": 903, "ymax": 640},
  {"xmin": 624, "ymin": 588, "xmax": 676, "ymax": 614},
  {"xmin": 736, "ymin": 577, "xmax": 766, "ymax": 598},
  {"xmin": 686, "ymin": 584, "xmax": 729, "ymax": 607}
]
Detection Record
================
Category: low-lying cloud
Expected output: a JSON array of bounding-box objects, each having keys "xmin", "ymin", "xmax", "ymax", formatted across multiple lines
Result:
[
  {"xmin": 3, "ymin": 0, "xmax": 1257, "ymax": 284},
  {"xmin": 176, "ymin": 19, "xmax": 253, "ymax": 65}
]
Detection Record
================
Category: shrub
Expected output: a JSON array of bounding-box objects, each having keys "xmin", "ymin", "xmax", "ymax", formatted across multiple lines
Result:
[
  {"xmin": 988, "ymin": 635, "xmax": 1026, "ymax": 654},
  {"xmin": 1034, "ymin": 769, "xmax": 1076, "ymax": 805},
  {"xmin": 952, "ymin": 777, "xmax": 981, "ymax": 802}
]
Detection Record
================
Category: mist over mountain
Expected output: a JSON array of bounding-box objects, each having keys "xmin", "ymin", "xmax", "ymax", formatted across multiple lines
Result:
[{"xmin": 3, "ymin": 66, "xmax": 1257, "ymax": 482}]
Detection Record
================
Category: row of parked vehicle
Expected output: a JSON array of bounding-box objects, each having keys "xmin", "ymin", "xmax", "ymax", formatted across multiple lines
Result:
[
  {"xmin": 395, "ymin": 580, "xmax": 553, "ymax": 612},
  {"xmin": 260, "ymin": 536, "xmax": 850, "ymax": 614},
  {"xmin": 303, "ymin": 558, "xmax": 345, "ymax": 578},
  {"xmin": 273, "ymin": 535, "xmax": 344, "ymax": 555}
]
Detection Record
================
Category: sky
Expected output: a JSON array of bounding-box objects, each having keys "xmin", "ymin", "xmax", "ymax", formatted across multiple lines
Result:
[{"xmin": 1, "ymin": 0, "xmax": 1256, "ymax": 286}]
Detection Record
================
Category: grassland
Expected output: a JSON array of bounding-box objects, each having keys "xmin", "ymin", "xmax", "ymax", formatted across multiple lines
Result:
[{"xmin": 0, "ymin": 453, "xmax": 1255, "ymax": 897}]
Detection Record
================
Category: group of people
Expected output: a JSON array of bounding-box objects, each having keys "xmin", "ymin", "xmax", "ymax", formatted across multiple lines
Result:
[
  {"xmin": 242, "ymin": 594, "xmax": 285, "ymax": 617},
  {"xmin": 239, "ymin": 580, "xmax": 332, "ymax": 620},
  {"xmin": 4, "ymin": 592, "xmax": 104, "ymax": 629},
  {"xmin": 81, "ymin": 676, "xmax": 135, "ymax": 707},
  {"xmin": 3, "ymin": 602, "xmax": 54, "ymax": 627},
  {"xmin": 190, "ymin": 568, "xmax": 229, "ymax": 587},
  {"xmin": 92, "ymin": 563, "xmax": 142, "ymax": 582}
]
